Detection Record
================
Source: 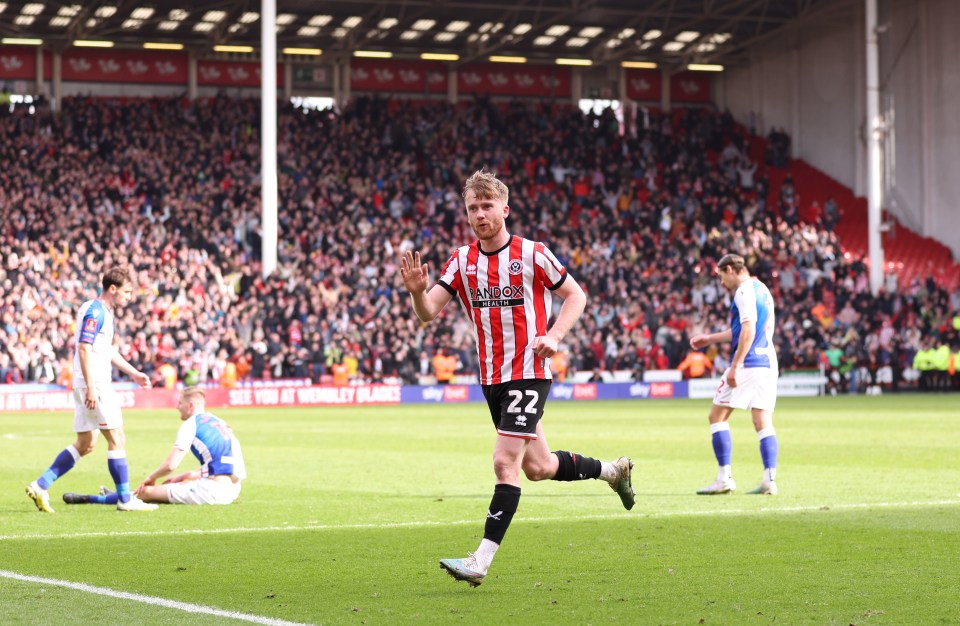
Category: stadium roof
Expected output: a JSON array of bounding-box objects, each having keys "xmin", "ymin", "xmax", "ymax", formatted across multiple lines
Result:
[{"xmin": 0, "ymin": 0, "xmax": 858, "ymax": 67}]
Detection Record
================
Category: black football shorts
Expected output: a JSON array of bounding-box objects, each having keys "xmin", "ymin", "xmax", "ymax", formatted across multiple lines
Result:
[{"xmin": 481, "ymin": 378, "xmax": 552, "ymax": 440}]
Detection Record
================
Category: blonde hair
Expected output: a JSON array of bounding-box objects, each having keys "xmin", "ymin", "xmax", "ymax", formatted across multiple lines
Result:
[
  {"xmin": 462, "ymin": 169, "xmax": 509, "ymax": 204},
  {"xmin": 181, "ymin": 386, "xmax": 206, "ymax": 404}
]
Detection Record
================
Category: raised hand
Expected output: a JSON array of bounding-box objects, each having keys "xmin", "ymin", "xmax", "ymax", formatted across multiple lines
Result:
[{"xmin": 399, "ymin": 250, "xmax": 430, "ymax": 294}]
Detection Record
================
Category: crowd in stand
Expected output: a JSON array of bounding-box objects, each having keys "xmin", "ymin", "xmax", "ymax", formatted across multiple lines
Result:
[
  {"xmin": 0, "ymin": 95, "xmax": 957, "ymax": 392},
  {"xmin": 765, "ymin": 127, "xmax": 792, "ymax": 169}
]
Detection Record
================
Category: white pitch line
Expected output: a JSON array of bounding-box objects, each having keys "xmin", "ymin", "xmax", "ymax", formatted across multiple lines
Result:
[
  {"xmin": 1, "ymin": 498, "xmax": 958, "ymax": 543},
  {"xmin": 0, "ymin": 570, "xmax": 313, "ymax": 626}
]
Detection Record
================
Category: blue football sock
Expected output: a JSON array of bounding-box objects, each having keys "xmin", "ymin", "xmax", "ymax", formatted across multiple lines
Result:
[
  {"xmin": 758, "ymin": 427, "xmax": 778, "ymax": 481},
  {"xmin": 106, "ymin": 450, "xmax": 132, "ymax": 504},
  {"xmin": 90, "ymin": 493, "xmax": 119, "ymax": 505},
  {"xmin": 37, "ymin": 446, "xmax": 80, "ymax": 490},
  {"xmin": 710, "ymin": 422, "xmax": 732, "ymax": 467}
]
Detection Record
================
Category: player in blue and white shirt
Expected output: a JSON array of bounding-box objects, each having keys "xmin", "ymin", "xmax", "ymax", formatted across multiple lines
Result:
[
  {"xmin": 132, "ymin": 387, "xmax": 245, "ymax": 505},
  {"xmin": 689, "ymin": 254, "xmax": 781, "ymax": 496},
  {"xmin": 26, "ymin": 267, "xmax": 157, "ymax": 513},
  {"xmin": 63, "ymin": 387, "xmax": 245, "ymax": 507}
]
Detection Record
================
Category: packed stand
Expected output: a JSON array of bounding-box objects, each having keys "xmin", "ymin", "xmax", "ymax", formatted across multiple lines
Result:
[{"xmin": 0, "ymin": 96, "xmax": 956, "ymax": 393}]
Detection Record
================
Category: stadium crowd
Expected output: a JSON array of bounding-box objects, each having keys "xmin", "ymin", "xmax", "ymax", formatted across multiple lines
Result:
[{"xmin": 0, "ymin": 95, "xmax": 957, "ymax": 392}]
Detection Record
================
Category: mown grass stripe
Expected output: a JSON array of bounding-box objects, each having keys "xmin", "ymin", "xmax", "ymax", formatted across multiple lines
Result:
[{"xmin": 0, "ymin": 569, "xmax": 313, "ymax": 626}]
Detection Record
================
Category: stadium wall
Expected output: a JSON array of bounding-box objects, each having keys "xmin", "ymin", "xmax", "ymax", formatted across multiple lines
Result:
[
  {"xmin": 720, "ymin": 0, "xmax": 960, "ymax": 259},
  {"xmin": 719, "ymin": 13, "xmax": 866, "ymax": 197},
  {"xmin": 877, "ymin": 0, "xmax": 960, "ymax": 259}
]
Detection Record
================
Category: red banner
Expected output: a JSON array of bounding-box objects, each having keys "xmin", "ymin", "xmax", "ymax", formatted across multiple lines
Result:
[
  {"xmin": 0, "ymin": 388, "xmax": 181, "ymax": 412},
  {"xmin": 670, "ymin": 71, "xmax": 712, "ymax": 103},
  {"xmin": 206, "ymin": 384, "xmax": 401, "ymax": 407},
  {"xmin": 350, "ymin": 59, "xmax": 447, "ymax": 94},
  {"xmin": 624, "ymin": 69, "xmax": 661, "ymax": 101},
  {"xmin": 458, "ymin": 63, "xmax": 570, "ymax": 98},
  {"xmin": 197, "ymin": 60, "xmax": 283, "ymax": 87},
  {"xmin": 0, "ymin": 384, "xmax": 401, "ymax": 412},
  {"xmin": 0, "ymin": 46, "xmax": 39, "ymax": 80},
  {"xmin": 62, "ymin": 49, "xmax": 187, "ymax": 84}
]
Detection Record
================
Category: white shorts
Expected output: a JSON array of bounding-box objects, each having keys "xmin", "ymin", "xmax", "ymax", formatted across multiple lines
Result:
[
  {"xmin": 166, "ymin": 477, "xmax": 242, "ymax": 505},
  {"xmin": 73, "ymin": 386, "xmax": 124, "ymax": 432},
  {"xmin": 713, "ymin": 367, "xmax": 778, "ymax": 411}
]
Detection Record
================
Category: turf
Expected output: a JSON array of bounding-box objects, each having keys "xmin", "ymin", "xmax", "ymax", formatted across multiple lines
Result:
[{"xmin": 1, "ymin": 395, "xmax": 958, "ymax": 625}]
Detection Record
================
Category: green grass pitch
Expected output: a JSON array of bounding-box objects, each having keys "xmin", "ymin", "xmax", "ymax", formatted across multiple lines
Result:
[{"xmin": 1, "ymin": 395, "xmax": 958, "ymax": 625}]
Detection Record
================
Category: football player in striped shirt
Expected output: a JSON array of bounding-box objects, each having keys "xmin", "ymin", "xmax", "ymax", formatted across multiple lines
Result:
[{"xmin": 401, "ymin": 169, "xmax": 635, "ymax": 587}]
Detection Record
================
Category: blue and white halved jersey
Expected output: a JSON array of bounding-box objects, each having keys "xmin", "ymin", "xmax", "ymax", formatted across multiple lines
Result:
[
  {"xmin": 174, "ymin": 412, "xmax": 247, "ymax": 480},
  {"xmin": 72, "ymin": 299, "xmax": 115, "ymax": 389},
  {"xmin": 730, "ymin": 278, "xmax": 778, "ymax": 370}
]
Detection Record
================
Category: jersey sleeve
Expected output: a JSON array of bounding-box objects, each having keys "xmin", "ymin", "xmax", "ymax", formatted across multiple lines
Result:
[
  {"xmin": 173, "ymin": 417, "xmax": 197, "ymax": 451},
  {"xmin": 78, "ymin": 304, "xmax": 106, "ymax": 344},
  {"xmin": 436, "ymin": 250, "xmax": 461, "ymax": 296},
  {"xmin": 734, "ymin": 284, "xmax": 758, "ymax": 324},
  {"xmin": 534, "ymin": 243, "xmax": 567, "ymax": 291}
]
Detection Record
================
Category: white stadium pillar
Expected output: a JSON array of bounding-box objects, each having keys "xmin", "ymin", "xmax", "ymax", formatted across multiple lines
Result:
[
  {"xmin": 341, "ymin": 59, "xmax": 351, "ymax": 108},
  {"xmin": 52, "ymin": 50, "xmax": 61, "ymax": 112},
  {"xmin": 448, "ymin": 68, "xmax": 457, "ymax": 105},
  {"xmin": 660, "ymin": 67, "xmax": 670, "ymax": 112},
  {"xmin": 187, "ymin": 52, "xmax": 197, "ymax": 101},
  {"xmin": 261, "ymin": 0, "xmax": 279, "ymax": 278},
  {"xmin": 865, "ymin": 0, "xmax": 885, "ymax": 295},
  {"xmin": 283, "ymin": 59, "xmax": 293, "ymax": 100},
  {"xmin": 35, "ymin": 46, "xmax": 44, "ymax": 95}
]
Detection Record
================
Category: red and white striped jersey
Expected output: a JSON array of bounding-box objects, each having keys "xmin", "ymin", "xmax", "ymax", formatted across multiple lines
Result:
[{"xmin": 437, "ymin": 235, "xmax": 568, "ymax": 385}]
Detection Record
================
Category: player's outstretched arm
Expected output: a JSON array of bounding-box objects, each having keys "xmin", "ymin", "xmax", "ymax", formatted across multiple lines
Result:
[
  {"xmin": 163, "ymin": 470, "xmax": 201, "ymax": 484},
  {"xmin": 690, "ymin": 329, "xmax": 733, "ymax": 350},
  {"xmin": 136, "ymin": 447, "xmax": 188, "ymax": 494},
  {"xmin": 400, "ymin": 250, "xmax": 453, "ymax": 323},
  {"xmin": 111, "ymin": 352, "xmax": 152, "ymax": 388}
]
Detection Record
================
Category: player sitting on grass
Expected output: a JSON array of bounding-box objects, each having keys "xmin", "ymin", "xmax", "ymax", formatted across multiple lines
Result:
[{"xmin": 63, "ymin": 387, "xmax": 245, "ymax": 506}]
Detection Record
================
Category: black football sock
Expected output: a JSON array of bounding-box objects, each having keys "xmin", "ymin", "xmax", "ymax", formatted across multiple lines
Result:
[
  {"xmin": 482, "ymin": 483, "xmax": 521, "ymax": 545},
  {"xmin": 551, "ymin": 450, "xmax": 602, "ymax": 481}
]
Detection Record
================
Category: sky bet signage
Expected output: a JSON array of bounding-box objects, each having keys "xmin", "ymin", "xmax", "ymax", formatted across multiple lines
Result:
[
  {"xmin": 398, "ymin": 381, "xmax": 684, "ymax": 405},
  {"xmin": 627, "ymin": 382, "xmax": 676, "ymax": 399},
  {"xmin": 419, "ymin": 385, "xmax": 471, "ymax": 403},
  {"xmin": 550, "ymin": 381, "xmax": 680, "ymax": 401}
]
